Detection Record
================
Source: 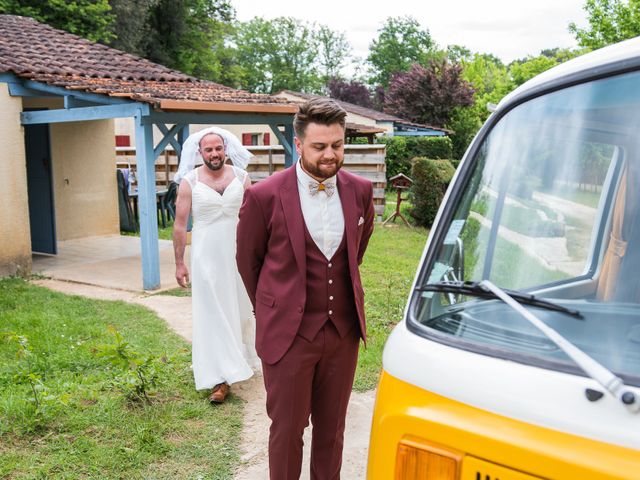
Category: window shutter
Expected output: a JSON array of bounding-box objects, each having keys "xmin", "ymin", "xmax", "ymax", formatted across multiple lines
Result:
[
  {"xmin": 242, "ymin": 133, "xmax": 252, "ymax": 146},
  {"xmin": 115, "ymin": 135, "xmax": 131, "ymax": 147},
  {"xmin": 263, "ymin": 132, "xmax": 270, "ymax": 146}
]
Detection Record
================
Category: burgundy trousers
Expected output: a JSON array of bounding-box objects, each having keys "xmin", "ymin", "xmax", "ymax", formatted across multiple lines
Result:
[{"xmin": 261, "ymin": 322, "xmax": 360, "ymax": 480}]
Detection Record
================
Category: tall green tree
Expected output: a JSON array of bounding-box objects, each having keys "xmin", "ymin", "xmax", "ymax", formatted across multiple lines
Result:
[
  {"xmin": 140, "ymin": 0, "xmax": 238, "ymax": 82},
  {"xmin": 0, "ymin": 0, "xmax": 115, "ymax": 43},
  {"xmin": 446, "ymin": 44, "xmax": 473, "ymax": 64},
  {"xmin": 108, "ymin": 0, "xmax": 153, "ymax": 57},
  {"xmin": 508, "ymin": 54, "xmax": 559, "ymax": 86},
  {"xmin": 315, "ymin": 25, "xmax": 351, "ymax": 85},
  {"xmin": 570, "ymin": 0, "xmax": 640, "ymax": 49},
  {"xmin": 232, "ymin": 17, "xmax": 319, "ymax": 93},
  {"xmin": 446, "ymin": 53, "xmax": 512, "ymax": 158},
  {"xmin": 508, "ymin": 48, "xmax": 584, "ymax": 87},
  {"xmin": 367, "ymin": 16, "xmax": 435, "ymax": 88},
  {"xmin": 232, "ymin": 17, "xmax": 350, "ymax": 94}
]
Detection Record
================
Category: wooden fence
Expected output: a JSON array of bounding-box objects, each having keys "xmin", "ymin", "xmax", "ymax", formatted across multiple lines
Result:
[{"xmin": 116, "ymin": 144, "xmax": 387, "ymax": 217}]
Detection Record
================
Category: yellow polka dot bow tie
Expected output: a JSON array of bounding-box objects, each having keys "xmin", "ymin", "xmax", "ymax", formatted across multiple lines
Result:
[{"xmin": 308, "ymin": 181, "xmax": 336, "ymax": 197}]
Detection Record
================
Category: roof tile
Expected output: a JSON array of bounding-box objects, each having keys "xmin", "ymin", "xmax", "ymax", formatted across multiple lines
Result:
[
  {"xmin": 0, "ymin": 14, "xmax": 293, "ymax": 108},
  {"xmin": 278, "ymin": 90, "xmax": 448, "ymax": 132}
]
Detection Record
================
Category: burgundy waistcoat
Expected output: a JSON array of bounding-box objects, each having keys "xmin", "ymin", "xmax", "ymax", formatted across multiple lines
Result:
[{"xmin": 297, "ymin": 226, "xmax": 359, "ymax": 342}]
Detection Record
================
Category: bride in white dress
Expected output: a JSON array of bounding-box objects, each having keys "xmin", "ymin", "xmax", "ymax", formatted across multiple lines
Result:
[{"xmin": 172, "ymin": 128, "xmax": 259, "ymax": 403}]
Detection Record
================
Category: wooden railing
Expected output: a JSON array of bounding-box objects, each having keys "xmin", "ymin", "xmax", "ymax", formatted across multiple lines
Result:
[{"xmin": 116, "ymin": 144, "xmax": 387, "ymax": 217}]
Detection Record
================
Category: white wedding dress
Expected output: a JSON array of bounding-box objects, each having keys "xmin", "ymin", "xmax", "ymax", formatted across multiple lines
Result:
[{"xmin": 185, "ymin": 166, "xmax": 259, "ymax": 391}]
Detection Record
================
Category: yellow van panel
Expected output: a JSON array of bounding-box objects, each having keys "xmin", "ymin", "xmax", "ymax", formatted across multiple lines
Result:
[
  {"xmin": 367, "ymin": 371, "xmax": 640, "ymax": 479},
  {"xmin": 461, "ymin": 456, "xmax": 544, "ymax": 480}
]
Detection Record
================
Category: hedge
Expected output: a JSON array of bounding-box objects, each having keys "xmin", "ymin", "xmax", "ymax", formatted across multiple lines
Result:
[
  {"xmin": 409, "ymin": 158, "xmax": 456, "ymax": 228},
  {"xmin": 378, "ymin": 136, "xmax": 453, "ymax": 181}
]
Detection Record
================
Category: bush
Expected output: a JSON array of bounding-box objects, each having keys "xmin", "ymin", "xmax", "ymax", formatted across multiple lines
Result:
[
  {"xmin": 405, "ymin": 136, "xmax": 453, "ymax": 160},
  {"xmin": 377, "ymin": 136, "xmax": 409, "ymax": 180},
  {"xmin": 348, "ymin": 137, "xmax": 370, "ymax": 145},
  {"xmin": 378, "ymin": 136, "xmax": 454, "ymax": 181},
  {"xmin": 409, "ymin": 158, "xmax": 456, "ymax": 228}
]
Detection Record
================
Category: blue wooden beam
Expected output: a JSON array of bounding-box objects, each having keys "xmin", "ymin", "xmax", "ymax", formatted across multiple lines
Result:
[
  {"xmin": 393, "ymin": 131, "xmax": 446, "ymax": 137},
  {"xmin": 177, "ymin": 124, "xmax": 189, "ymax": 158},
  {"xmin": 268, "ymin": 123, "xmax": 292, "ymax": 157},
  {"xmin": 134, "ymin": 113, "xmax": 161, "ymax": 290},
  {"xmin": 7, "ymin": 82, "xmax": 57, "ymax": 98},
  {"xmin": 0, "ymin": 73, "xmax": 19, "ymax": 83},
  {"xmin": 155, "ymin": 123, "xmax": 183, "ymax": 155},
  {"xmin": 21, "ymin": 103, "xmax": 149, "ymax": 124},
  {"xmin": 143, "ymin": 111, "xmax": 294, "ymax": 126},
  {"xmin": 154, "ymin": 123, "xmax": 182, "ymax": 158},
  {"xmin": 64, "ymin": 96, "xmax": 101, "ymax": 109},
  {"xmin": 12, "ymin": 76, "xmax": 129, "ymax": 105},
  {"xmin": 284, "ymin": 123, "xmax": 298, "ymax": 168}
]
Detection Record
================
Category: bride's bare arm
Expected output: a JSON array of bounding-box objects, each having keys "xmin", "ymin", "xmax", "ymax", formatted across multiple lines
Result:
[{"xmin": 173, "ymin": 180, "xmax": 192, "ymax": 287}]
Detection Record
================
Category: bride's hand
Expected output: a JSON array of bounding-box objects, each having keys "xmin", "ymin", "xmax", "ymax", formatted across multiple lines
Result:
[{"xmin": 176, "ymin": 264, "xmax": 190, "ymax": 288}]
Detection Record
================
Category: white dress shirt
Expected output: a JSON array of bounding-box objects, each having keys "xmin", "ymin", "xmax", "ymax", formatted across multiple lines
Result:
[{"xmin": 296, "ymin": 161, "xmax": 345, "ymax": 259}]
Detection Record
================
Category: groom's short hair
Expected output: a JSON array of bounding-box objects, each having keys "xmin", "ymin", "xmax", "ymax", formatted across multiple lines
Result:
[{"xmin": 294, "ymin": 98, "xmax": 347, "ymax": 139}]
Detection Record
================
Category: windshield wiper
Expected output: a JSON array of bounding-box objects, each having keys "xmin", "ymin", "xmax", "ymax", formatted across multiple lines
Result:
[
  {"xmin": 416, "ymin": 280, "xmax": 583, "ymax": 319},
  {"xmin": 479, "ymin": 280, "xmax": 639, "ymax": 412}
]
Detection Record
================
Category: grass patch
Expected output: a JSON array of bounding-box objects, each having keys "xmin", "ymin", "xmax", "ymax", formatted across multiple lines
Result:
[
  {"xmin": 0, "ymin": 278, "xmax": 243, "ymax": 479},
  {"xmin": 156, "ymin": 287, "xmax": 192, "ymax": 297},
  {"xmin": 355, "ymin": 224, "xmax": 427, "ymax": 391},
  {"xmin": 122, "ymin": 219, "xmax": 174, "ymax": 241},
  {"xmin": 383, "ymin": 190, "xmax": 413, "ymax": 224}
]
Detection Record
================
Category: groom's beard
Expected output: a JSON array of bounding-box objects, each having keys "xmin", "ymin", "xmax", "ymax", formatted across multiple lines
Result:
[{"xmin": 203, "ymin": 156, "xmax": 224, "ymax": 171}]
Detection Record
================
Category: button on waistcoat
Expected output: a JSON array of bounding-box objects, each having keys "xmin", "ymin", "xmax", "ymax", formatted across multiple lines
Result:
[{"xmin": 297, "ymin": 226, "xmax": 358, "ymax": 342}]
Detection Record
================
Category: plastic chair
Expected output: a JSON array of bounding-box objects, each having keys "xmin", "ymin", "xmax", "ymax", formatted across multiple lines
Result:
[
  {"xmin": 162, "ymin": 181, "xmax": 179, "ymax": 222},
  {"xmin": 117, "ymin": 169, "xmax": 137, "ymax": 233}
]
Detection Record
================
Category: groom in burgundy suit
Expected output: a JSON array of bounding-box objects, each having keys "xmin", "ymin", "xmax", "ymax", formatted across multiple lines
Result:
[{"xmin": 236, "ymin": 98, "xmax": 375, "ymax": 479}]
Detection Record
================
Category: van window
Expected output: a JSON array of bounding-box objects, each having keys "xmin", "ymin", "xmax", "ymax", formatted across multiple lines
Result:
[{"xmin": 412, "ymin": 69, "xmax": 640, "ymax": 385}]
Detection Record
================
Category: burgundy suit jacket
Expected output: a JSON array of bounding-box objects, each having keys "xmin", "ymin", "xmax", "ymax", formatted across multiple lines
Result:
[{"xmin": 236, "ymin": 166, "xmax": 375, "ymax": 365}]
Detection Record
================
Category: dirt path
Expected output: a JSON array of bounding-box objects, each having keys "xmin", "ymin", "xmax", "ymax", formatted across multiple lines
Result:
[{"xmin": 35, "ymin": 279, "xmax": 374, "ymax": 479}]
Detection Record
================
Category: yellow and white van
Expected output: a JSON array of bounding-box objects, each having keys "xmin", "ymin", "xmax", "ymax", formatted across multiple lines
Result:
[{"xmin": 368, "ymin": 38, "xmax": 640, "ymax": 479}]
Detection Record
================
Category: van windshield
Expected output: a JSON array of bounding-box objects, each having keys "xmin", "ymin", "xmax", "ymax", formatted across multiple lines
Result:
[{"xmin": 411, "ymin": 69, "xmax": 640, "ymax": 386}]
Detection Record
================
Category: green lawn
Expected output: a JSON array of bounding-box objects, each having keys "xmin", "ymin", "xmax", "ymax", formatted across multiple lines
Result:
[
  {"xmin": 383, "ymin": 190, "xmax": 413, "ymax": 224},
  {"xmin": 0, "ymin": 278, "xmax": 243, "ymax": 479},
  {"xmin": 122, "ymin": 219, "xmax": 174, "ymax": 241},
  {"xmin": 0, "ymin": 222, "xmax": 426, "ymax": 477},
  {"xmin": 355, "ymin": 224, "xmax": 427, "ymax": 391}
]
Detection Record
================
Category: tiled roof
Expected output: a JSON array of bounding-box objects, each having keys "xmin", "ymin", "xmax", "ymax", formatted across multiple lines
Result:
[
  {"xmin": 278, "ymin": 90, "xmax": 448, "ymax": 132},
  {"xmin": 345, "ymin": 122, "xmax": 385, "ymax": 135},
  {"xmin": 0, "ymin": 15, "xmax": 293, "ymax": 109}
]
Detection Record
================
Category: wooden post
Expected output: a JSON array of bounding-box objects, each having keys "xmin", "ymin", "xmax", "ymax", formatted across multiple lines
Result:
[
  {"xmin": 284, "ymin": 123, "xmax": 298, "ymax": 168},
  {"xmin": 382, "ymin": 173, "xmax": 413, "ymax": 228},
  {"xmin": 134, "ymin": 113, "xmax": 161, "ymax": 290},
  {"xmin": 164, "ymin": 150, "xmax": 169, "ymax": 187}
]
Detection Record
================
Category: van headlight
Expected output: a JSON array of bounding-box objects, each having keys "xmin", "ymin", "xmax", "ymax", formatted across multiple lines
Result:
[{"xmin": 395, "ymin": 437, "xmax": 461, "ymax": 479}]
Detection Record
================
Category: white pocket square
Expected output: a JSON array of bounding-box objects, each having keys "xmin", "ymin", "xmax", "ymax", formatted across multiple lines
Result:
[{"xmin": 358, "ymin": 216, "xmax": 365, "ymax": 226}]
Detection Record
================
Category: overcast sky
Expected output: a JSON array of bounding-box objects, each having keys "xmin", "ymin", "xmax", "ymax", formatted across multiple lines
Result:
[{"xmin": 232, "ymin": 0, "xmax": 589, "ymax": 73}]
